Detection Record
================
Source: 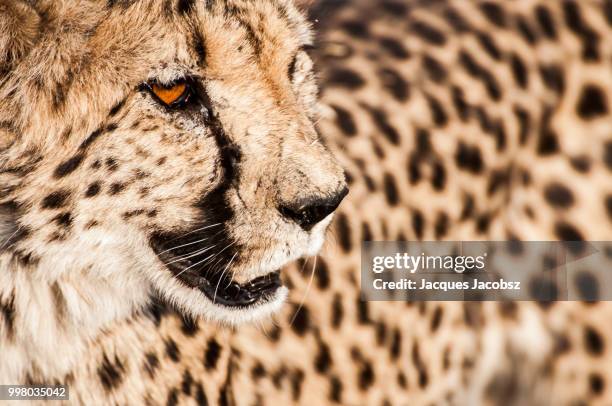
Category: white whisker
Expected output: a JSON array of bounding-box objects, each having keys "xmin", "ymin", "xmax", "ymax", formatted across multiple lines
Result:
[
  {"xmin": 163, "ymin": 244, "xmax": 217, "ymax": 266},
  {"xmin": 0, "ymin": 225, "xmax": 21, "ymax": 251},
  {"xmin": 290, "ymin": 256, "xmax": 317, "ymax": 326},
  {"xmin": 213, "ymin": 252, "xmax": 238, "ymax": 304}
]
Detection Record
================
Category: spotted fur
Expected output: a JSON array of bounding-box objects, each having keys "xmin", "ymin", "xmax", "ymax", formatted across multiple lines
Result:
[{"xmin": 1, "ymin": 0, "xmax": 612, "ymax": 405}]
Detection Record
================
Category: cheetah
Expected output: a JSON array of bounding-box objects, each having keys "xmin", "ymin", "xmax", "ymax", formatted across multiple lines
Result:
[{"xmin": 1, "ymin": 0, "xmax": 612, "ymax": 405}]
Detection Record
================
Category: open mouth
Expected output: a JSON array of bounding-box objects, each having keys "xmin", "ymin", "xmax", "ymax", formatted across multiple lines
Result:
[{"xmin": 151, "ymin": 235, "xmax": 282, "ymax": 308}]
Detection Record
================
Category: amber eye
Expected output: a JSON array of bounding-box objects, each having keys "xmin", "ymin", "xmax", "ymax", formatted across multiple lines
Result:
[{"xmin": 148, "ymin": 81, "xmax": 190, "ymax": 107}]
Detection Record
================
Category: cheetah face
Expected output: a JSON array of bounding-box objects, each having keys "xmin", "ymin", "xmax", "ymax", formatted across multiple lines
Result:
[{"xmin": 0, "ymin": 0, "xmax": 346, "ymax": 324}]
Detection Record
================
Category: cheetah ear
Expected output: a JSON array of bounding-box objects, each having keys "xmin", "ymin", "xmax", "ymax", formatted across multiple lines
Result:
[{"xmin": 0, "ymin": 1, "xmax": 42, "ymax": 78}]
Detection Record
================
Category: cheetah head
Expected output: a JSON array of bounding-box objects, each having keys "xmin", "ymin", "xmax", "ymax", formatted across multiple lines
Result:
[{"xmin": 0, "ymin": 0, "xmax": 346, "ymax": 325}]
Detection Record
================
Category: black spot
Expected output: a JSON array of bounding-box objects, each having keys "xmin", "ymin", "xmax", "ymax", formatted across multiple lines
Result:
[
  {"xmin": 562, "ymin": 1, "xmax": 600, "ymax": 60},
  {"xmin": 416, "ymin": 128, "xmax": 431, "ymax": 154},
  {"xmin": 381, "ymin": 1, "xmax": 408, "ymax": 15},
  {"xmin": 41, "ymin": 190, "xmax": 70, "ymax": 209},
  {"xmin": 535, "ymin": 5, "xmax": 557, "ymax": 39},
  {"xmin": 358, "ymin": 361, "xmax": 375, "ymax": 390},
  {"xmin": 375, "ymin": 320, "xmax": 387, "ymax": 345},
  {"xmin": 431, "ymin": 162, "xmax": 446, "ymax": 190},
  {"xmin": 537, "ymin": 108, "xmax": 559, "ymax": 155},
  {"xmin": 476, "ymin": 32, "xmax": 502, "ymax": 60},
  {"xmin": 605, "ymin": 142, "xmax": 612, "ymax": 171},
  {"xmin": 290, "ymin": 369, "xmax": 304, "ymax": 401},
  {"xmin": 177, "ymin": 0, "xmax": 195, "ymax": 14},
  {"xmin": 479, "ymin": 2, "xmax": 506, "ymax": 27},
  {"xmin": 544, "ymin": 183, "xmax": 574, "ymax": 208},
  {"xmin": 335, "ymin": 213, "xmax": 352, "ymax": 252},
  {"xmin": 514, "ymin": 106, "xmax": 531, "ymax": 144},
  {"xmin": 331, "ymin": 293, "xmax": 344, "ymax": 328},
  {"xmin": 451, "ymin": 86, "xmax": 469, "ymax": 120},
  {"xmin": 98, "ymin": 353, "xmax": 125, "ymax": 391},
  {"xmin": 422, "ymin": 54, "xmax": 447, "ymax": 82},
  {"xmin": 434, "ymin": 212, "xmax": 449, "ymax": 239},
  {"xmin": 315, "ymin": 341, "xmax": 332, "ymax": 373},
  {"xmin": 109, "ymin": 182, "xmax": 126, "ymax": 195},
  {"xmin": 85, "ymin": 182, "xmax": 101, "ymax": 198},
  {"xmin": 105, "ymin": 157, "xmax": 119, "ymax": 172},
  {"xmin": 0, "ymin": 294, "xmax": 15, "ymax": 338},
  {"xmin": 605, "ymin": 0, "xmax": 612, "ymax": 26},
  {"xmin": 341, "ymin": 20, "xmax": 369, "ymax": 38},
  {"xmin": 330, "ymin": 104, "xmax": 357, "ymax": 136},
  {"xmin": 167, "ymin": 388, "xmax": 178, "ymax": 406},
  {"xmin": 143, "ymin": 352, "xmax": 159, "ymax": 378},
  {"xmin": 430, "ymin": 306, "xmax": 443, "ymax": 331},
  {"xmin": 390, "ymin": 329, "xmax": 401, "ymax": 359},
  {"xmin": 378, "ymin": 68, "xmax": 409, "ymax": 102},
  {"xmin": 412, "ymin": 210, "xmax": 424, "ymax": 239},
  {"xmin": 443, "ymin": 7, "xmax": 471, "ymax": 32},
  {"xmin": 397, "ymin": 371, "xmax": 407, "ymax": 388},
  {"xmin": 315, "ymin": 259, "xmax": 330, "ymax": 290},
  {"xmin": 204, "ymin": 338, "xmax": 221, "ymax": 370},
  {"xmin": 476, "ymin": 214, "xmax": 491, "ymax": 233},
  {"xmin": 192, "ymin": 30, "xmax": 207, "ymax": 65},
  {"xmin": 460, "ymin": 194, "xmax": 475, "ymax": 220},
  {"xmin": 539, "ymin": 64, "xmax": 565, "ymax": 94},
  {"xmin": 509, "ymin": 53, "xmax": 528, "ymax": 88},
  {"xmin": 54, "ymin": 154, "xmax": 84, "ymax": 178},
  {"xmin": 195, "ymin": 384, "xmax": 207, "ymax": 406},
  {"xmin": 329, "ymin": 376, "xmax": 342, "ymax": 402},
  {"xmin": 570, "ymin": 156, "xmax": 591, "ymax": 173},
  {"xmin": 516, "ymin": 15, "xmax": 538, "ymax": 44},
  {"xmin": 455, "ymin": 142, "xmax": 483, "ymax": 173},
  {"xmin": 357, "ymin": 297, "xmax": 371, "ymax": 324},
  {"xmin": 326, "ymin": 68, "xmax": 365, "ymax": 89},
  {"xmin": 408, "ymin": 153, "xmax": 421, "ymax": 184},
  {"xmin": 290, "ymin": 304, "xmax": 310, "ymax": 335},
  {"xmin": 459, "ymin": 51, "xmax": 501, "ymax": 101},
  {"xmin": 584, "ymin": 326, "xmax": 604, "ymax": 355},
  {"xmin": 251, "ymin": 362, "xmax": 266, "ymax": 379},
  {"xmin": 426, "ymin": 95, "xmax": 448, "ymax": 127},
  {"xmin": 361, "ymin": 220, "xmax": 373, "ymax": 241},
  {"xmin": 383, "ymin": 173, "xmax": 399, "ymax": 205},
  {"xmin": 52, "ymin": 212, "xmax": 73, "ymax": 228},
  {"xmin": 606, "ymin": 195, "xmax": 612, "ymax": 221},
  {"xmin": 410, "ymin": 20, "xmax": 446, "ymax": 46},
  {"xmin": 363, "ymin": 105, "xmax": 400, "ymax": 145},
  {"xmin": 590, "ymin": 373, "xmax": 604, "ymax": 395},
  {"xmin": 165, "ymin": 338, "xmax": 181, "ymax": 362},
  {"xmin": 555, "ymin": 222, "xmax": 584, "ymax": 241},
  {"xmin": 487, "ymin": 169, "xmax": 509, "ymax": 196},
  {"xmin": 575, "ymin": 271, "xmax": 599, "ymax": 301},
  {"xmin": 378, "ymin": 36, "xmax": 409, "ymax": 59},
  {"xmin": 529, "ymin": 275, "xmax": 559, "ymax": 302},
  {"xmin": 577, "ymin": 85, "xmax": 608, "ymax": 119}
]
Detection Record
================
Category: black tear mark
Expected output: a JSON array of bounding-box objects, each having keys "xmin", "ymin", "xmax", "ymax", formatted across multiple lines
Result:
[
  {"xmin": 109, "ymin": 98, "xmax": 126, "ymax": 117},
  {"xmin": 80, "ymin": 124, "xmax": 118, "ymax": 150}
]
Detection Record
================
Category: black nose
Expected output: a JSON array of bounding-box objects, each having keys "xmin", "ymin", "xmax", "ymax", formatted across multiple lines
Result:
[{"xmin": 279, "ymin": 186, "xmax": 348, "ymax": 230}]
